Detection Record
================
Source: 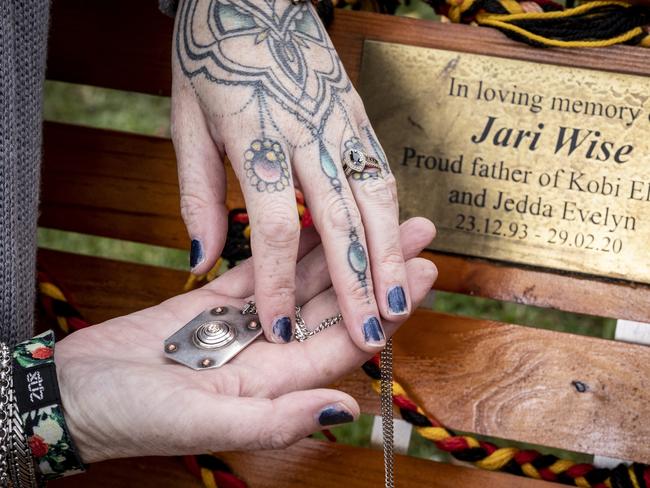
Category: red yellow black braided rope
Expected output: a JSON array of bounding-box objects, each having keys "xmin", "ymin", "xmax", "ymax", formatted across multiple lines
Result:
[
  {"xmin": 362, "ymin": 356, "xmax": 650, "ymax": 488},
  {"xmin": 324, "ymin": 0, "xmax": 650, "ymax": 49}
]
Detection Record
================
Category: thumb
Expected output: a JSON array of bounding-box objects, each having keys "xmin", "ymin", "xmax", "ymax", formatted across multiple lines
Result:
[
  {"xmin": 172, "ymin": 87, "xmax": 228, "ymax": 275},
  {"xmin": 215, "ymin": 389, "xmax": 359, "ymax": 452}
]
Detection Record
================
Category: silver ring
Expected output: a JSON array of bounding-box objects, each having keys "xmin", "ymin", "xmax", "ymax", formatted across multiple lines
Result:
[{"xmin": 342, "ymin": 148, "xmax": 381, "ymax": 177}]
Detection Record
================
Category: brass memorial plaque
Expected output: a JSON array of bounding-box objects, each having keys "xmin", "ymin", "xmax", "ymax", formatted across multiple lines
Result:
[{"xmin": 359, "ymin": 41, "xmax": 650, "ymax": 284}]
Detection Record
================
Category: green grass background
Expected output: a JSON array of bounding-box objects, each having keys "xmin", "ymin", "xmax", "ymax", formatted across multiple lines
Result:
[{"xmin": 41, "ymin": 0, "xmax": 613, "ymax": 463}]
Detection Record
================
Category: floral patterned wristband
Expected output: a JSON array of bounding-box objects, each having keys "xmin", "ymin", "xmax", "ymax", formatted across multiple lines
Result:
[{"xmin": 12, "ymin": 330, "xmax": 86, "ymax": 480}]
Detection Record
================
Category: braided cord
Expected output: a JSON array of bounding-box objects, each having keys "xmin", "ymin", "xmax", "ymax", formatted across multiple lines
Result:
[
  {"xmin": 328, "ymin": 0, "xmax": 650, "ymax": 49},
  {"xmin": 362, "ymin": 355, "xmax": 650, "ymax": 488},
  {"xmin": 427, "ymin": 0, "xmax": 650, "ymax": 48}
]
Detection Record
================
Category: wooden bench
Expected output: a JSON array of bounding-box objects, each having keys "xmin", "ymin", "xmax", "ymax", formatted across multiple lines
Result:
[{"xmin": 44, "ymin": 0, "xmax": 650, "ymax": 486}]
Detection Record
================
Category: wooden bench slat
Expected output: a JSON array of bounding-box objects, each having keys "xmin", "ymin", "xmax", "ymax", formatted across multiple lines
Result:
[
  {"xmin": 220, "ymin": 438, "xmax": 557, "ymax": 487},
  {"xmin": 433, "ymin": 254, "xmax": 650, "ymax": 322},
  {"xmin": 41, "ymin": 122, "xmax": 184, "ymax": 249},
  {"xmin": 49, "ymin": 439, "xmax": 555, "ymax": 487},
  {"xmin": 38, "ymin": 249, "xmax": 650, "ymax": 462},
  {"xmin": 48, "ymin": 0, "xmax": 174, "ymax": 96},
  {"xmin": 47, "ymin": 2, "xmax": 650, "ymax": 96},
  {"xmin": 41, "ymin": 122, "xmax": 650, "ymax": 322},
  {"xmin": 40, "ymin": 121, "xmax": 245, "ymax": 251},
  {"xmin": 49, "ymin": 456, "xmax": 200, "ymax": 488},
  {"xmin": 337, "ymin": 314, "xmax": 650, "ymax": 464}
]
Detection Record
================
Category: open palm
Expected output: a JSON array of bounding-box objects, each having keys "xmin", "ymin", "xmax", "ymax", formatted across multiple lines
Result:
[{"xmin": 54, "ymin": 218, "xmax": 436, "ymax": 463}]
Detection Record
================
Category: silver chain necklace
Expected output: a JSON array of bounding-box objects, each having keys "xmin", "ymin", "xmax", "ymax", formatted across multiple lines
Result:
[
  {"xmin": 379, "ymin": 341, "xmax": 394, "ymax": 488},
  {"xmin": 164, "ymin": 302, "xmax": 395, "ymax": 487},
  {"xmin": 246, "ymin": 303, "xmax": 396, "ymax": 488},
  {"xmin": 243, "ymin": 301, "xmax": 395, "ymax": 487}
]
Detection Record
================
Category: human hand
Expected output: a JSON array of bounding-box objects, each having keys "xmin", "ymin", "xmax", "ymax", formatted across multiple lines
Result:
[
  {"xmin": 54, "ymin": 219, "xmax": 436, "ymax": 462},
  {"xmin": 171, "ymin": 0, "xmax": 405, "ymax": 351}
]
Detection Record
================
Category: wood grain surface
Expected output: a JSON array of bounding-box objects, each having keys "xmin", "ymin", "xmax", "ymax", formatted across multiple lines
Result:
[
  {"xmin": 48, "ymin": 438, "xmax": 556, "ymax": 488},
  {"xmin": 48, "ymin": 456, "xmax": 201, "ymax": 488},
  {"xmin": 41, "ymin": 122, "xmax": 650, "ymax": 322},
  {"xmin": 219, "ymin": 438, "xmax": 556, "ymax": 487},
  {"xmin": 37, "ymin": 249, "xmax": 650, "ymax": 462}
]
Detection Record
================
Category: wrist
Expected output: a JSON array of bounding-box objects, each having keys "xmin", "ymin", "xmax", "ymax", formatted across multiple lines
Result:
[
  {"xmin": 12, "ymin": 331, "xmax": 87, "ymax": 478},
  {"xmin": 54, "ymin": 337, "xmax": 106, "ymax": 464}
]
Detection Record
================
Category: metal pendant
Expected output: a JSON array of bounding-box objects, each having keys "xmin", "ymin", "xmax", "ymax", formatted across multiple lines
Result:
[{"xmin": 163, "ymin": 305, "xmax": 263, "ymax": 370}]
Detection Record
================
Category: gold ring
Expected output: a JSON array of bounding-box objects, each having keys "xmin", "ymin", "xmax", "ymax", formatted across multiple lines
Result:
[{"xmin": 343, "ymin": 149, "xmax": 381, "ymax": 177}]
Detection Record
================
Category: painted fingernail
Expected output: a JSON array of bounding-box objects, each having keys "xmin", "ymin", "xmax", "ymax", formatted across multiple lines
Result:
[
  {"xmin": 387, "ymin": 286, "xmax": 408, "ymax": 315},
  {"xmin": 190, "ymin": 239, "xmax": 204, "ymax": 269},
  {"xmin": 317, "ymin": 404, "xmax": 355, "ymax": 426},
  {"xmin": 363, "ymin": 316, "xmax": 385, "ymax": 345},
  {"xmin": 272, "ymin": 316, "xmax": 292, "ymax": 343}
]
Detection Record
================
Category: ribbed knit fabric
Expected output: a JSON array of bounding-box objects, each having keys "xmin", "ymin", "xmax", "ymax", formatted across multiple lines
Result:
[{"xmin": 0, "ymin": 1, "xmax": 50, "ymax": 346}]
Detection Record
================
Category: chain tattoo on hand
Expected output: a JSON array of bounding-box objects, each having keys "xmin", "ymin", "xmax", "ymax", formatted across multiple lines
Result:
[{"xmin": 176, "ymin": 0, "xmax": 390, "ymax": 299}]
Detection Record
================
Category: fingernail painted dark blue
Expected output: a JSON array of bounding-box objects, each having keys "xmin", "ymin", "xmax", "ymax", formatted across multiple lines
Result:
[
  {"xmin": 363, "ymin": 316, "xmax": 385, "ymax": 344},
  {"xmin": 272, "ymin": 316, "xmax": 292, "ymax": 343},
  {"xmin": 318, "ymin": 406, "xmax": 354, "ymax": 426},
  {"xmin": 387, "ymin": 286, "xmax": 407, "ymax": 314},
  {"xmin": 190, "ymin": 239, "xmax": 203, "ymax": 269}
]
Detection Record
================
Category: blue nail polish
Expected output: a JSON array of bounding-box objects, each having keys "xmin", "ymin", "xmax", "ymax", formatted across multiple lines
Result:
[
  {"xmin": 363, "ymin": 316, "xmax": 385, "ymax": 345},
  {"xmin": 318, "ymin": 406, "xmax": 354, "ymax": 426},
  {"xmin": 190, "ymin": 239, "xmax": 203, "ymax": 269},
  {"xmin": 272, "ymin": 316, "xmax": 292, "ymax": 343},
  {"xmin": 387, "ymin": 286, "xmax": 407, "ymax": 315}
]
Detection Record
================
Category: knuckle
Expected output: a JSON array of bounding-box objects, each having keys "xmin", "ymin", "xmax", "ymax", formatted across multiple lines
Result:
[
  {"xmin": 255, "ymin": 202, "xmax": 300, "ymax": 245},
  {"xmin": 343, "ymin": 273, "xmax": 375, "ymax": 304},
  {"xmin": 259, "ymin": 282, "xmax": 295, "ymax": 303},
  {"xmin": 264, "ymin": 425, "xmax": 298, "ymax": 450},
  {"xmin": 379, "ymin": 246, "xmax": 405, "ymax": 268},
  {"xmin": 320, "ymin": 192, "xmax": 362, "ymax": 232},
  {"xmin": 358, "ymin": 178, "xmax": 394, "ymax": 209},
  {"xmin": 180, "ymin": 193, "xmax": 210, "ymax": 226}
]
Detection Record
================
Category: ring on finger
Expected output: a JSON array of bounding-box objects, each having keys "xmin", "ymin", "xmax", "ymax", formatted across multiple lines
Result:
[{"xmin": 342, "ymin": 148, "xmax": 382, "ymax": 177}]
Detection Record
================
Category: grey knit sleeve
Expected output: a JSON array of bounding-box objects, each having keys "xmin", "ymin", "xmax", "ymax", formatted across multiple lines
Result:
[{"xmin": 159, "ymin": 0, "xmax": 179, "ymax": 17}]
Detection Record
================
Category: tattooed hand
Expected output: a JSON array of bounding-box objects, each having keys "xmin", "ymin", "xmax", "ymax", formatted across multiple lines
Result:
[
  {"xmin": 172, "ymin": 0, "xmax": 405, "ymax": 351},
  {"xmin": 56, "ymin": 219, "xmax": 437, "ymax": 461}
]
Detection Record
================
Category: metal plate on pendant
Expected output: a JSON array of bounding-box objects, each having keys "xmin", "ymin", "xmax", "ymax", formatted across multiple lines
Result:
[{"xmin": 163, "ymin": 306, "xmax": 263, "ymax": 370}]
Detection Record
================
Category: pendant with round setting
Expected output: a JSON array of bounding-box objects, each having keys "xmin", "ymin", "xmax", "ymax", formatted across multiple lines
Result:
[{"xmin": 192, "ymin": 321, "xmax": 236, "ymax": 349}]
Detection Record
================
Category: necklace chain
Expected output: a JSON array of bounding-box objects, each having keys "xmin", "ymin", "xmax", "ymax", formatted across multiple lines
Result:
[
  {"xmin": 242, "ymin": 301, "xmax": 343, "ymax": 342},
  {"xmin": 242, "ymin": 301, "xmax": 395, "ymax": 487},
  {"xmin": 380, "ymin": 339, "xmax": 395, "ymax": 488}
]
